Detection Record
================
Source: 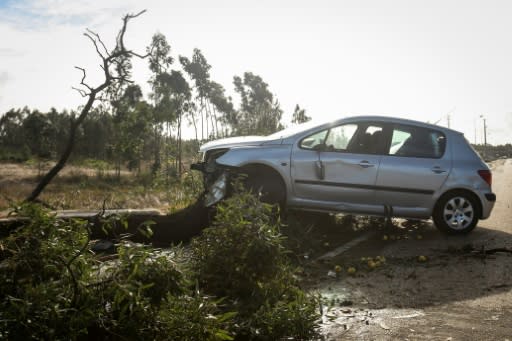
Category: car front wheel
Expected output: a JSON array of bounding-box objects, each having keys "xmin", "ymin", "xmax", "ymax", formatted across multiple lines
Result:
[
  {"xmin": 433, "ymin": 191, "xmax": 480, "ymax": 234},
  {"xmin": 243, "ymin": 167, "xmax": 286, "ymax": 206}
]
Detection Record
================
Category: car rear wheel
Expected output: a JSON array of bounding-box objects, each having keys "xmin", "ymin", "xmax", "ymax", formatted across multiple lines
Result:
[{"xmin": 433, "ymin": 190, "xmax": 480, "ymax": 234}]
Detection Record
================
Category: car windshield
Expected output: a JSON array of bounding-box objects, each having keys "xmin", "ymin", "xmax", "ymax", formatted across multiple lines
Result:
[{"xmin": 266, "ymin": 119, "xmax": 329, "ymax": 139}]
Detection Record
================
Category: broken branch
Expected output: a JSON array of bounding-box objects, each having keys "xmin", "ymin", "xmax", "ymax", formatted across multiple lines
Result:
[{"xmin": 26, "ymin": 10, "xmax": 148, "ymax": 202}]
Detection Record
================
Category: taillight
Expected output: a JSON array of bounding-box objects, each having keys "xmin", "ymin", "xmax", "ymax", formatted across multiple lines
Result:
[{"xmin": 478, "ymin": 170, "xmax": 492, "ymax": 187}]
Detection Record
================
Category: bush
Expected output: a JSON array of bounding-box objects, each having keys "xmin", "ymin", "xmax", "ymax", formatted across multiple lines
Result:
[
  {"xmin": 191, "ymin": 189, "xmax": 320, "ymax": 340},
  {"xmin": 0, "ymin": 191, "xmax": 320, "ymax": 340},
  {"xmin": 0, "ymin": 204, "xmax": 233, "ymax": 340},
  {"xmin": 0, "ymin": 204, "xmax": 96, "ymax": 340}
]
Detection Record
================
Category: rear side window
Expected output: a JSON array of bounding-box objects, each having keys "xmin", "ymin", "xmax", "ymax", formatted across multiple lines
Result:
[{"xmin": 388, "ymin": 125, "xmax": 446, "ymax": 158}]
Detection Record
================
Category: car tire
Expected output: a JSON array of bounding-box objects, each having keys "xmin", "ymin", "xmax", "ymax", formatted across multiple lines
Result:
[
  {"xmin": 244, "ymin": 168, "xmax": 286, "ymax": 206},
  {"xmin": 433, "ymin": 190, "xmax": 480, "ymax": 234}
]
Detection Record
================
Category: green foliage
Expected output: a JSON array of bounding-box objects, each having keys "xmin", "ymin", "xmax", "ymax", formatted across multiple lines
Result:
[
  {"xmin": 147, "ymin": 32, "xmax": 174, "ymax": 75},
  {"xmin": 249, "ymin": 289, "xmax": 320, "ymax": 340},
  {"xmin": 0, "ymin": 203, "xmax": 95, "ymax": 340},
  {"xmin": 0, "ymin": 193, "xmax": 321, "ymax": 340},
  {"xmin": 473, "ymin": 143, "xmax": 512, "ymax": 161},
  {"xmin": 191, "ymin": 189, "xmax": 320, "ymax": 340},
  {"xmin": 157, "ymin": 294, "xmax": 235, "ymax": 341},
  {"xmin": 0, "ymin": 204, "xmax": 233, "ymax": 340},
  {"xmin": 291, "ymin": 104, "xmax": 311, "ymax": 124},
  {"xmin": 232, "ymin": 72, "xmax": 284, "ymax": 136}
]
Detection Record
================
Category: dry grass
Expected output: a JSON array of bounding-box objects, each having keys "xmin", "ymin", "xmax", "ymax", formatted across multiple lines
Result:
[{"xmin": 0, "ymin": 162, "xmax": 202, "ymax": 217}]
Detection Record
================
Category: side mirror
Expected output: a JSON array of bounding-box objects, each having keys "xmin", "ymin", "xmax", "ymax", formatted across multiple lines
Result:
[{"xmin": 312, "ymin": 143, "xmax": 326, "ymax": 152}]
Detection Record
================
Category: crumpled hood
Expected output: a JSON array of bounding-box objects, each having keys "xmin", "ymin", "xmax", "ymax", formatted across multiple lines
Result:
[{"xmin": 199, "ymin": 135, "xmax": 277, "ymax": 152}]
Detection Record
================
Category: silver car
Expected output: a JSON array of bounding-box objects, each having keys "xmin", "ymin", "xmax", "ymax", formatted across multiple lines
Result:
[{"xmin": 192, "ymin": 116, "xmax": 496, "ymax": 234}]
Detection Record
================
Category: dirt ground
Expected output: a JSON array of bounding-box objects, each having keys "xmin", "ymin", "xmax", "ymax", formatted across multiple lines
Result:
[{"xmin": 311, "ymin": 159, "xmax": 512, "ymax": 340}]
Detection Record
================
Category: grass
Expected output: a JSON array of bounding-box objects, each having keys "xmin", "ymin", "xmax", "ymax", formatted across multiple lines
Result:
[{"xmin": 0, "ymin": 161, "xmax": 203, "ymax": 215}]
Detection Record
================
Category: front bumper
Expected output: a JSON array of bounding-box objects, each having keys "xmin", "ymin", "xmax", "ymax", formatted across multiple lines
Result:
[
  {"xmin": 191, "ymin": 162, "xmax": 229, "ymax": 207},
  {"xmin": 191, "ymin": 162, "xmax": 205, "ymax": 172},
  {"xmin": 204, "ymin": 173, "xmax": 228, "ymax": 206}
]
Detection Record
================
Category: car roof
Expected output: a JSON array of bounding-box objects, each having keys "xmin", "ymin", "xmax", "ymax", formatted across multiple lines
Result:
[
  {"xmin": 327, "ymin": 115, "xmax": 460, "ymax": 135},
  {"xmin": 275, "ymin": 115, "xmax": 463, "ymax": 141}
]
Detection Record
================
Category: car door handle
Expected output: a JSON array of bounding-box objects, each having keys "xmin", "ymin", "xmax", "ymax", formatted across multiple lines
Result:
[
  {"xmin": 358, "ymin": 160, "xmax": 374, "ymax": 168},
  {"xmin": 431, "ymin": 166, "xmax": 447, "ymax": 174}
]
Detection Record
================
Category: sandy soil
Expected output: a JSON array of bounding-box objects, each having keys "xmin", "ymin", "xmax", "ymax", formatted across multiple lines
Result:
[{"xmin": 314, "ymin": 159, "xmax": 512, "ymax": 340}]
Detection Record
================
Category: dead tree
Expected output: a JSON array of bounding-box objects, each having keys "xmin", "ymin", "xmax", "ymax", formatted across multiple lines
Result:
[{"xmin": 26, "ymin": 10, "xmax": 148, "ymax": 202}]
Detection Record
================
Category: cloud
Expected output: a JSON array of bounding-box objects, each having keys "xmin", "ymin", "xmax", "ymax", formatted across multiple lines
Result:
[
  {"xmin": 0, "ymin": 71, "xmax": 8, "ymax": 85},
  {"xmin": 0, "ymin": 71, "xmax": 8, "ymax": 103},
  {"xmin": 0, "ymin": 48, "xmax": 24, "ymax": 57},
  {"xmin": 0, "ymin": 0, "xmax": 139, "ymax": 30}
]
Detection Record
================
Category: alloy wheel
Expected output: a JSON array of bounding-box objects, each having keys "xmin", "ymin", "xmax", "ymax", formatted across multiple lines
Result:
[{"xmin": 442, "ymin": 196, "xmax": 474, "ymax": 230}]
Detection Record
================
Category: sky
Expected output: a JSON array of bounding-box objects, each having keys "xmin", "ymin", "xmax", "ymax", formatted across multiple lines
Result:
[{"xmin": 1, "ymin": 0, "xmax": 511, "ymax": 144}]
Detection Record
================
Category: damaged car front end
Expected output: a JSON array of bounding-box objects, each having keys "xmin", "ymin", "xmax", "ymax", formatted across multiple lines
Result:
[
  {"xmin": 191, "ymin": 148, "xmax": 233, "ymax": 207},
  {"xmin": 190, "ymin": 133, "xmax": 295, "ymax": 207}
]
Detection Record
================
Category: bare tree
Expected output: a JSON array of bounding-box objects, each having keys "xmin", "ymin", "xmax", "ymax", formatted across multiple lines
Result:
[{"xmin": 26, "ymin": 10, "xmax": 148, "ymax": 202}]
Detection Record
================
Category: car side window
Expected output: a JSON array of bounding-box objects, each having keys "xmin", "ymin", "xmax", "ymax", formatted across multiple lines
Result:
[
  {"xmin": 324, "ymin": 124, "xmax": 358, "ymax": 151},
  {"xmin": 347, "ymin": 125, "xmax": 384, "ymax": 154},
  {"xmin": 389, "ymin": 125, "xmax": 446, "ymax": 158},
  {"xmin": 299, "ymin": 130, "xmax": 328, "ymax": 150}
]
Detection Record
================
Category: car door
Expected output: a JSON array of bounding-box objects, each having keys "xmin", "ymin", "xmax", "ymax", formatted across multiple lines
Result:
[
  {"xmin": 374, "ymin": 124, "xmax": 451, "ymax": 216},
  {"xmin": 292, "ymin": 121, "xmax": 386, "ymax": 212},
  {"xmin": 291, "ymin": 128, "xmax": 329, "ymax": 200}
]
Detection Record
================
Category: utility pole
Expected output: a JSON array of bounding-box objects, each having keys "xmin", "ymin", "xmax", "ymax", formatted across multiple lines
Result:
[
  {"xmin": 474, "ymin": 118, "xmax": 477, "ymax": 144},
  {"xmin": 483, "ymin": 118, "xmax": 487, "ymax": 146},
  {"xmin": 480, "ymin": 115, "xmax": 487, "ymax": 146}
]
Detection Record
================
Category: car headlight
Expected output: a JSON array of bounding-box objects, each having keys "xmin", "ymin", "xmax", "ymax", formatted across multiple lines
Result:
[{"xmin": 204, "ymin": 173, "xmax": 228, "ymax": 207}]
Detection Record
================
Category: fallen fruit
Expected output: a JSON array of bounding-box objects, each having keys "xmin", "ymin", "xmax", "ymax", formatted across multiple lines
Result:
[
  {"xmin": 418, "ymin": 255, "xmax": 428, "ymax": 262},
  {"xmin": 335, "ymin": 265, "xmax": 342, "ymax": 273},
  {"xmin": 382, "ymin": 235, "xmax": 389, "ymax": 241},
  {"xmin": 347, "ymin": 267, "xmax": 356, "ymax": 275},
  {"xmin": 367, "ymin": 260, "xmax": 376, "ymax": 269}
]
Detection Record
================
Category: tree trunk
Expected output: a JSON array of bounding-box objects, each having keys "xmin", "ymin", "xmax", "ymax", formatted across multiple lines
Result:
[
  {"xmin": 190, "ymin": 110, "xmax": 198, "ymax": 142},
  {"xmin": 25, "ymin": 10, "xmax": 148, "ymax": 202},
  {"xmin": 27, "ymin": 91, "xmax": 99, "ymax": 202},
  {"xmin": 200, "ymin": 97, "xmax": 204, "ymax": 141},
  {"xmin": 177, "ymin": 110, "xmax": 182, "ymax": 178}
]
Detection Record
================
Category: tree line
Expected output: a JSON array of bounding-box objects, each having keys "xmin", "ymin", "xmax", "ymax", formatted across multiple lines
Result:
[{"xmin": 0, "ymin": 31, "xmax": 311, "ymax": 180}]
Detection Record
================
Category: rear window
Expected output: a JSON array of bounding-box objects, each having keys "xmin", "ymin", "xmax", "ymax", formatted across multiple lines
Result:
[{"xmin": 388, "ymin": 125, "xmax": 446, "ymax": 158}]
